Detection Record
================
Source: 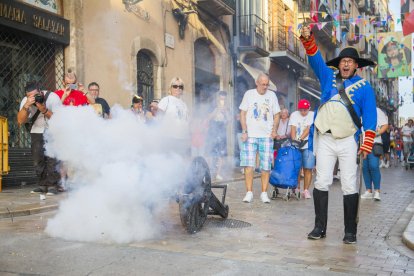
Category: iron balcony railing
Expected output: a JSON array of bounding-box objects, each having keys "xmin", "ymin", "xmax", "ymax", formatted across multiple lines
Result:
[
  {"xmin": 269, "ymin": 25, "xmax": 306, "ymax": 63},
  {"xmin": 221, "ymin": 0, "xmax": 235, "ymax": 10},
  {"xmin": 197, "ymin": 0, "xmax": 235, "ymax": 15},
  {"xmin": 298, "ymin": 0, "xmax": 310, "ymax": 13},
  {"xmin": 356, "ymin": 0, "xmax": 374, "ymax": 15},
  {"xmin": 238, "ymin": 14, "xmax": 267, "ymax": 51},
  {"xmin": 340, "ymin": 17, "xmax": 350, "ymax": 33}
]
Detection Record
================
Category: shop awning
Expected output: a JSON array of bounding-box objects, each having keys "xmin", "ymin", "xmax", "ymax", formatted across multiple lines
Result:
[
  {"xmin": 240, "ymin": 62, "xmax": 277, "ymax": 91},
  {"xmin": 298, "ymin": 84, "xmax": 321, "ymax": 100}
]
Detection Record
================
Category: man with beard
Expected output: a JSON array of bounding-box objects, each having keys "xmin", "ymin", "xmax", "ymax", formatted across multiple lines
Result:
[{"xmin": 300, "ymin": 26, "xmax": 377, "ymax": 244}]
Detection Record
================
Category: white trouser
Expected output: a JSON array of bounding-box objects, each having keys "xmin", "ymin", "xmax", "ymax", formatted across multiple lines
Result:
[{"xmin": 314, "ymin": 134, "xmax": 358, "ymax": 195}]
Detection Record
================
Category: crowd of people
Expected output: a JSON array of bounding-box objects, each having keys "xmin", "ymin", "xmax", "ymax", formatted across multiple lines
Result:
[
  {"xmin": 371, "ymin": 119, "xmax": 414, "ymax": 169},
  {"xmin": 394, "ymin": 119, "xmax": 414, "ymax": 168},
  {"xmin": 17, "ymin": 70, "xmax": 234, "ymax": 195}
]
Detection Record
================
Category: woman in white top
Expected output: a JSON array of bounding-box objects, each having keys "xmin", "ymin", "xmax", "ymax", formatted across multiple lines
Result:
[{"xmin": 158, "ymin": 77, "xmax": 190, "ymax": 156}]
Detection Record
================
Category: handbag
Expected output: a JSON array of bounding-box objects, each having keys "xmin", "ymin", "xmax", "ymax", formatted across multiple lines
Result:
[
  {"xmin": 274, "ymin": 137, "xmax": 289, "ymax": 150},
  {"xmin": 24, "ymin": 110, "xmax": 41, "ymax": 132},
  {"xmin": 372, "ymin": 143, "xmax": 384, "ymax": 157},
  {"xmin": 274, "ymin": 119, "xmax": 290, "ymax": 150}
]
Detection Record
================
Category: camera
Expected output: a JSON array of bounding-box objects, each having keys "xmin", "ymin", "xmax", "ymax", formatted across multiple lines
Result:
[
  {"xmin": 34, "ymin": 93, "xmax": 45, "ymax": 104},
  {"xmin": 69, "ymin": 83, "xmax": 78, "ymax": 90}
]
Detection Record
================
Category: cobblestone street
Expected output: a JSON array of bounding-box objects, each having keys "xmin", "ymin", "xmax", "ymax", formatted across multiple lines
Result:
[
  {"xmin": 133, "ymin": 166, "xmax": 414, "ymax": 275},
  {"xmin": 0, "ymin": 0, "xmax": 413, "ymax": 275},
  {"xmin": 1, "ymin": 166, "xmax": 414, "ymax": 275}
]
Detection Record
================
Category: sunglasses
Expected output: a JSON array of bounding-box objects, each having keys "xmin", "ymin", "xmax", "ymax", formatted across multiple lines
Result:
[{"xmin": 172, "ymin": 85, "xmax": 184, "ymax": 89}]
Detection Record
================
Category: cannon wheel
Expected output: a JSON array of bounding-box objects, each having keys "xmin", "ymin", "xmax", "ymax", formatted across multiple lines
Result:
[{"xmin": 179, "ymin": 157, "xmax": 212, "ymax": 234}]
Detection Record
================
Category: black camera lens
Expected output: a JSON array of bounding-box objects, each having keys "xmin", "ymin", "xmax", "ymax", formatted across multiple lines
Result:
[{"xmin": 34, "ymin": 94, "xmax": 45, "ymax": 104}]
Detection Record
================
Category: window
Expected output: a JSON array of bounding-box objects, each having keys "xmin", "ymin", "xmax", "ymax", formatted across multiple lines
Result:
[{"xmin": 137, "ymin": 51, "xmax": 154, "ymax": 108}]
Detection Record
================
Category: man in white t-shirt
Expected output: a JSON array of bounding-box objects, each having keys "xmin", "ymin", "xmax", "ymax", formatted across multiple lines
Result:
[
  {"xmin": 289, "ymin": 99, "xmax": 315, "ymax": 199},
  {"xmin": 239, "ymin": 73, "xmax": 280, "ymax": 203},
  {"xmin": 402, "ymin": 119, "xmax": 413, "ymax": 165},
  {"xmin": 17, "ymin": 81, "xmax": 62, "ymax": 195},
  {"xmin": 158, "ymin": 77, "xmax": 190, "ymax": 156}
]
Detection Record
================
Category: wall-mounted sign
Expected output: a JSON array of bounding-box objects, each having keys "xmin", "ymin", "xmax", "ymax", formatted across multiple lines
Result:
[
  {"xmin": 23, "ymin": 0, "xmax": 58, "ymax": 14},
  {"xmin": 0, "ymin": 0, "xmax": 70, "ymax": 45},
  {"xmin": 165, "ymin": 33, "xmax": 175, "ymax": 49}
]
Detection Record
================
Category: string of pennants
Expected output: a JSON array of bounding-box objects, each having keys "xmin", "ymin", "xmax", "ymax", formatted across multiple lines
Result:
[
  {"xmin": 292, "ymin": 12, "xmax": 399, "ymax": 42},
  {"xmin": 295, "ymin": 11, "xmax": 395, "ymax": 32},
  {"xmin": 296, "ymin": 16, "xmax": 392, "ymax": 29}
]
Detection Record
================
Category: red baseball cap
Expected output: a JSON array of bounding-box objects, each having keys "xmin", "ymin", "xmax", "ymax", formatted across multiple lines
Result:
[{"xmin": 298, "ymin": 99, "xmax": 310, "ymax": 109}]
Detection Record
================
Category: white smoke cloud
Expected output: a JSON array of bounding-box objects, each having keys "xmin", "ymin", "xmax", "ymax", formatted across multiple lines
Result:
[{"xmin": 44, "ymin": 105, "xmax": 187, "ymax": 243}]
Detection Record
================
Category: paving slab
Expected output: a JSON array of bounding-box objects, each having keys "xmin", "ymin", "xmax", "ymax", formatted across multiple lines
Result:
[{"xmin": 1, "ymin": 165, "xmax": 414, "ymax": 275}]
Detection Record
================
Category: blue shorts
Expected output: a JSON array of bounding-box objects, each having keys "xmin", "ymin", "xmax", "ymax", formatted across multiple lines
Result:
[
  {"xmin": 240, "ymin": 137, "xmax": 273, "ymax": 171},
  {"xmin": 300, "ymin": 148, "xmax": 315, "ymax": 169}
]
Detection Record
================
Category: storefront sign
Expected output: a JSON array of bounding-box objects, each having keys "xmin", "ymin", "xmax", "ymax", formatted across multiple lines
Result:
[{"xmin": 0, "ymin": 0, "xmax": 69, "ymax": 45}]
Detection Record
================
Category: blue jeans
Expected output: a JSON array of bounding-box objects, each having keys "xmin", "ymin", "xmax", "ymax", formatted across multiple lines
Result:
[{"xmin": 362, "ymin": 153, "xmax": 381, "ymax": 190}]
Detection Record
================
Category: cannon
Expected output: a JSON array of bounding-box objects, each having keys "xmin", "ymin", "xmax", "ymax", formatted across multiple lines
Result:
[{"xmin": 177, "ymin": 157, "xmax": 229, "ymax": 233}]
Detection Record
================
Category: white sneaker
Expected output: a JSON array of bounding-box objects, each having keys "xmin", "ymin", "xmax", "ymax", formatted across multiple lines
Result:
[
  {"xmin": 243, "ymin": 191, "xmax": 253, "ymax": 203},
  {"xmin": 361, "ymin": 191, "xmax": 373, "ymax": 199},
  {"xmin": 374, "ymin": 191, "xmax": 381, "ymax": 201},
  {"xmin": 216, "ymin": 175, "xmax": 223, "ymax": 181},
  {"xmin": 260, "ymin": 192, "xmax": 270, "ymax": 203}
]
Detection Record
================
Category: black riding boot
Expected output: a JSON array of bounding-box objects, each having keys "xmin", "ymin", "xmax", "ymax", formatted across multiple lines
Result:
[
  {"xmin": 308, "ymin": 188, "xmax": 329, "ymax": 239},
  {"xmin": 343, "ymin": 193, "xmax": 359, "ymax": 244}
]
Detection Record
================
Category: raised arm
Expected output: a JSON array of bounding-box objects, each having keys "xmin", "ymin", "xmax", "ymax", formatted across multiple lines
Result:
[{"xmin": 299, "ymin": 26, "xmax": 333, "ymax": 89}]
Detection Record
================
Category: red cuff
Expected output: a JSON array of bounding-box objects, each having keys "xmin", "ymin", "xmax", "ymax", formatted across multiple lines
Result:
[
  {"xmin": 300, "ymin": 33, "xmax": 318, "ymax": 55},
  {"xmin": 360, "ymin": 130, "xmax": 376, "ymax": 153}
]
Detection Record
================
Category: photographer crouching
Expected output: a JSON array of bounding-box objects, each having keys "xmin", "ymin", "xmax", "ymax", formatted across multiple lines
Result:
[{"xmin": 17, "ymin": 81, "xmax": 62, "ymax": 195}]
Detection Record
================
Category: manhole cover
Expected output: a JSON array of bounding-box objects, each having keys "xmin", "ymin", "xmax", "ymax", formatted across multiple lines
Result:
[{"xmin": 205, "ymin": 218, "xmax": 251, "ymax": 229}]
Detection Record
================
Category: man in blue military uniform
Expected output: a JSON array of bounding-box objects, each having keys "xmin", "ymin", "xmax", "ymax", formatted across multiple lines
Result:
[{"xmin": 300, "ymin": 26, "xmax": 377, "ymax": 244}]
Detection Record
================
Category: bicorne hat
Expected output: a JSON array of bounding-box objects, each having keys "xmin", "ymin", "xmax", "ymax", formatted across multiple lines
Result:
[
  {"xmin": 132, "ymin": 94, "xmax": 143, "ymax": 103},
  {"xmin": 326, "ymin": 47, "xmax": 376, "ymax": 68}
]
